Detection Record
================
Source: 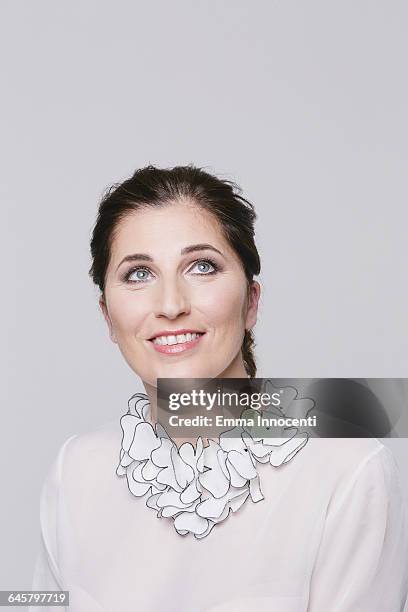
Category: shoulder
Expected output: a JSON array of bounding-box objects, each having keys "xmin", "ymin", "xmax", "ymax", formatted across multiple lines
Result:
[
  {"xmin": 59, "ymin": 420, "xmax": 123, "ymax": 489},
  {"xmin": 298, "ymin": 436, "xmax": 394, "ymax": 491},
  {"xmin": 303, "ymin": 435, "xmax": 386, "ymax": 467},
  {"xmin": 37, "ymin": 421, "xmax": 123, "ymax": 525},
  {"xmin": 288, "ymin": 438, "xmax": 407, "ymax": 531},
  {"xmin": 65, "ymin": 419, "xmax": 122, "ymax": 458}
]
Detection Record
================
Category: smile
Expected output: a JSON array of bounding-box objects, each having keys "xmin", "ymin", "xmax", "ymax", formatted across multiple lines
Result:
[{"xmin": 148, "ymin": 332, "xmax": 205, "ymax": 355}]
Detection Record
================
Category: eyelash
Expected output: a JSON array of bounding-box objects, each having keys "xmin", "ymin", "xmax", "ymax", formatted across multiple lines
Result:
[{"xmin": 122, "ymin": 258, "xmax": 220, "ymax": 284}]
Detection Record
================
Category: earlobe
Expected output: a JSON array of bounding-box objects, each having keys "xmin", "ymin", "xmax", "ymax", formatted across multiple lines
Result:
[
  {"xmin": 99, "ymin": 296, "xmax": 117, "ymax": 344},
  {"xmin": 245, "ymin": 281, "xmax": 261, "ymax": 331}
]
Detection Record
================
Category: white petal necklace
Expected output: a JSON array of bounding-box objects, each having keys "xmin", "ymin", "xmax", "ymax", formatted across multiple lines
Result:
[{"xmin": 116, "ymin": 392, "xmax": 309, "ymax": 540}]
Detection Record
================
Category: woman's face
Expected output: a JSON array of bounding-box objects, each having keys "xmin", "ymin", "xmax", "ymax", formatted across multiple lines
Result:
[{"xmin": 100, "ymin": 201, "xmax": 260, "ymax": 386}]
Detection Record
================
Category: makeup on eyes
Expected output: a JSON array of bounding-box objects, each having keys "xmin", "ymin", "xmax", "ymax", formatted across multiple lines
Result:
[{"xmin": 121, "ymin": 257, "xmax": 222, "ymax": 284}]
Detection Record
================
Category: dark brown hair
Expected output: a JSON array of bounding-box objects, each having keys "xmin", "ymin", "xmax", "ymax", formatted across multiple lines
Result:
[{"xmin": 89, "ymin": 164, "xmax": 261, "ymax": 377}]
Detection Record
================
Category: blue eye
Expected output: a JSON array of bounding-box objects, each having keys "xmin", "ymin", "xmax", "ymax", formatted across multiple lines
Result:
[
  {"xmin": 125, "ymin": 267, "xmax": 152, "ymax": 283},
  {"xmin": 192, "ymin": 259, "xmax": 218, "ymax": 275}
]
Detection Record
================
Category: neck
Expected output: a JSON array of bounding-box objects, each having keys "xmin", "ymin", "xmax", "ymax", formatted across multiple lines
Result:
[{"xmin": 142, "ymin": 353, "xmax": 250, "ymax": 448}]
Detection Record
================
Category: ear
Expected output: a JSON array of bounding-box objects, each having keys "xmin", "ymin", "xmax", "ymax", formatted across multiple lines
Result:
[
  {"xmin": 99, "ymin": 296, "xmax": 117, "ymax": 343},
  {"xmin": 245, "ymin": 281, "xmax": 261, "ymax": 331}
]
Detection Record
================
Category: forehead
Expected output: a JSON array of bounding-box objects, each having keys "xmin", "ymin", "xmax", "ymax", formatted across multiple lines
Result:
[{"xmin": 110, "ymin": 201, "xmax": 233, "ymax": 261}]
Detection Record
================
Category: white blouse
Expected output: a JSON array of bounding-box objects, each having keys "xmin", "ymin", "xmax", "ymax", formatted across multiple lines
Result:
[{"xmin": 30, "ymin": 420, "xmax": 408, "ymax": 612}]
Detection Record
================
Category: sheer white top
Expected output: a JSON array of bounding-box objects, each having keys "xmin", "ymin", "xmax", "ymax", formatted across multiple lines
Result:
[{"xmin": 30, "ymin": 422, "xmax": 408, "ymax": 611}]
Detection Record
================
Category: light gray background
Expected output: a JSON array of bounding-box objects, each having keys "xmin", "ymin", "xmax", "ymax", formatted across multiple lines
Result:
[{"xmin": 1, "ymin": 0, "xmax": 407, "ymax": 601}]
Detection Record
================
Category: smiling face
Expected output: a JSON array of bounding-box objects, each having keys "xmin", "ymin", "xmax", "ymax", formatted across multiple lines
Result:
[{"xmin": 100, "ymin": 200, "xmax": 260, "ymax": 387}]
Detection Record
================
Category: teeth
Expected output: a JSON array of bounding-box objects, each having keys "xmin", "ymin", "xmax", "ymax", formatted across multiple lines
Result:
[{"xmin": 152, "ymin": 332, "xmax": 202, "ymax": 345}]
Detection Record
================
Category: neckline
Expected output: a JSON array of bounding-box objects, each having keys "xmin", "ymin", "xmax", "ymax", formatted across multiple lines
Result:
[
  {"xmin": 116, "ymin": 392, "xmax": 309, "ymax": 539},
  {"xmin": 139, "ymin": 375, "xmax": 253, "ymax": 451}
]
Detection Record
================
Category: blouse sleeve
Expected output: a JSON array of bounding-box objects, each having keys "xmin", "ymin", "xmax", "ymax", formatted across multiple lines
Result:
[
  {"xmin": 308, "ymin": 444, "xmax": 408, "ymax": 611},
  {"xmin": 29, "ymin": 435, "xmax": 77, "ymax": 612}
]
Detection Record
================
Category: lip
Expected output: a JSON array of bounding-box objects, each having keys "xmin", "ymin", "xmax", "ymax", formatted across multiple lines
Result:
[
  {"xmin": 148, "ymin": 332, "xmax": 206, "ymax": 355},
  {"xmin": 148, "ymin": 329, "xmax": 205, "ymax": 341}
]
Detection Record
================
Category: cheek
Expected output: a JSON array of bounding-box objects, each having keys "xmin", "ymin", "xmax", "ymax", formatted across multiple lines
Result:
[
  {"xmin": 108, "ymin": 292, "xmax": 146, "ymax": 333},
  {"xmin": 199, "ymin": 282, "xmax": 247, "ymax": 326}
]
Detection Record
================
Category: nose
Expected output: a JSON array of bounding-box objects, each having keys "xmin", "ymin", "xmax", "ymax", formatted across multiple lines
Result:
[{"xmin": 153, "ymin": 277, "xmax": 191, "ymax": 320}]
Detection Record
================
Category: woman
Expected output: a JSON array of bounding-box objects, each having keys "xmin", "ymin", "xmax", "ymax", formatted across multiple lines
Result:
[{"xmin": 31, "ymin": 165, "xmax": 408, "ymax": 611}]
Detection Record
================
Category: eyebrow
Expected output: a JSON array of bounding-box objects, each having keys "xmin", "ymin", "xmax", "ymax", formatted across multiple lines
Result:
[{"xmin": 115, "ymin": 243, "xmax": 225, "ymax": 272}]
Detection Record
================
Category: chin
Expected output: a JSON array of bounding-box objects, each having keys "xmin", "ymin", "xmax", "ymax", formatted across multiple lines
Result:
[{"xmin": 158, "ymin": 364, "xmax": 214, "ymax": 380}]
